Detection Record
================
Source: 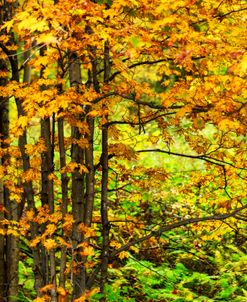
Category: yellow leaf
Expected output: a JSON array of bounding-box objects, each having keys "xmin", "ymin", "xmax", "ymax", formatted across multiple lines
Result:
[
  {"xmin": 60, "ymin": 162, "xmax": 78, "ymax": 173},
  {"xmin": 40, "ymin": 284, "xmax": 54, "ymax": 292},
  {"xmin": 218, "ymin": 119, "xmax": 241, "ymax": 131},
  {"xmin": 0, "ymin": 19, "xmax": 15, "ymax": 32},
  {"xmin": 0, "ymin": 229, "xmax": 6, "ymax": 235},
  {"xmin": 74, "ymin": 295, "xmax": 86, "ymax": 302},
  {"xmin": 7, "ymin": 229, "xmax": 19, "ymax": 236},
  {"xmin": 78, "ymin": 164, "xmax": 89, "ymax": 174},
  {"xmin": 150, "ymin": 136, "xmax": 159, "ymax": 144},
  {"xmin": 176, "ymin": 105, "xmax": 192, "ymax": 118},
  {"xmin": 118, "ymin": 251, "xmax": 129, "ymax": 260},
  {"xmin": 57, "ymin": 287, "xmax": 67, "ymax": 296},
  {"xmin": 130, "ymin": 246, "xmax": 139, "ymax": 253},
  {"xmin": 243, "ymin": 289, "xmax": 247, "ymax": 298},
  {"xmin": 30, "ymin": 236, "xmax": 41, "ymax": 247},
  {"xmin": 36, "ymin": 33, "xmax": 59, "ymax": 45},
  {"xmin": 58, "ymin": 237, "xmax": 72, "ymax": 248},
  {"xmin": 33, "ymin": 297, "xmax": 46, "ymax": 302},
  {"xmin": 18, "ymin": 16, "xmax": 49, "ymax": 33},
  {"xmin": 44, "ymin": 224, "xmax": 56, "ymax": 236},
  {"xmin": 87, "ymin": 287, "xmax": 100, "ymax": 298},
  {"xmin": 62, "ymin": 214, "xmax": 74, "ymax": 233},
  {"xmin": 43, "ymin": 238, "xmax": 57, "ymax": 250},
  {"xmin": 80, "ymin": 246, "xmax": 94, "ymax": 257},
  {"xmin": 78, "ymin": 223, "xmax": 96, "ymax": 238},
  {"xmin": 87, "ymin": 110, "xmax": 101, "ymax": 117}
]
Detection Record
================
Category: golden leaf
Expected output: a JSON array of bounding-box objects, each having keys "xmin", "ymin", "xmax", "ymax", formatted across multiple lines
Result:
[
  {"xmin": 33, "ymin": 297, "xmax": 46, "ymax": 302},
  {"xmin": 40, "ymin": 284, "xmax": 55, "ymax": 293},
  {"xmin": 0, "ymin": 229, "xmax": 6, "ymax": 235},
  {"xmin": 30, "ymin": 236, "xmax": 41, "ymax": 247},
  {"xmin": 87, "ymin": 110, "xmax": 101, "ymax": 117},
  {"xmin": 118, "ymin": 251, "xmax": 129, "ymax": 260},
  {"xmin": 43, "ymin": 238, "xmax": 57, "ymax": 250},
  {"xmin": 74, "ymin": 295, "xmax": 86, "ymax": 302},
  {"xmin": 80, "ymin": 246, "xmax": 94, "ymax": 257},
  {"xmin": 6, "ymin": 229, "xmax": 19, "ymax": 236}
]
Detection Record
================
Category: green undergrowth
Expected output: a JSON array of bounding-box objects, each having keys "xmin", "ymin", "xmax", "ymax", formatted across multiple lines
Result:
[{"xmin": 92, "ymin": 243, "xmax": 247, "ymax": 302}]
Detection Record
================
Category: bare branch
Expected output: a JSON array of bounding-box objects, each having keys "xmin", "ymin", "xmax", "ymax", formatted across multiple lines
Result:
[{"xmin": 136, "ymin": 148, "xmax": 247, "ymax": 170}]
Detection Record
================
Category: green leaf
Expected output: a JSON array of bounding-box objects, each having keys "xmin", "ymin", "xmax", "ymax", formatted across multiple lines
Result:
[{"xmin": 130, "ymin": 36, "xmax": 141, "ymax": 48}]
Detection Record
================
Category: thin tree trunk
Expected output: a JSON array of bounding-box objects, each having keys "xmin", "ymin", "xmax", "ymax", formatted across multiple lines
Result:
[
  {"xmin": 41, "ymin": 117, "xmax": 57, "ymax": 301},
  {"xmin": 58, "ymin": 116, "xmax": 69, "ymax": 288},
  {"xmin": 69, "ymin": 53, "xmax": 86, "ymax": 299},
  {"xmin": 100, "ymin": 41, "xmax": 110, "ymax": 301},
  {"xmin": 4, "ymin": 34, "xmax": 20, "ymax": 302},
  {"xmin": 53, "ymin": 0, "xmax": 67, "ymax": 286},
  {"xmin": 23, "ymin": 48, "xmax": 31, "ymax": 83},
  {"xmin": 40, "ymin": 44, "xmax": 57, "ymax": 301},
  {"xmin": 0, "ymin": 2, "xmax": 20, "ymax": 301},
  {"xmin": 84, "ymin": 117, "xmax": 95, "ymax": 227},
  {"xmin": 0, "ymin": 174, "xmax": 5, "ymax": 302},
  {"xmin": 20, "ymin": 46, "xmax": 45, "ymax": 294},
  {"xmin": 56, "ymin": 33, "xmax": 69, "ymax": 290},
  {"xmin": 99, "ymin": 123, "xmax": 109, "ymax": 301},
  {"xmin": 84, "ymin": 39, "xmax": 98, "ymax": 227},
  {"xmin": 0, "ymin": 58, "xmax": 9, "ymax": 301}
]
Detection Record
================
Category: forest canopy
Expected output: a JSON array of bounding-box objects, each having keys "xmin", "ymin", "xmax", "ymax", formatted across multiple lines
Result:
[{"xmin": 0, "ymin": 0, "xmax": 246, "ymax": 301}]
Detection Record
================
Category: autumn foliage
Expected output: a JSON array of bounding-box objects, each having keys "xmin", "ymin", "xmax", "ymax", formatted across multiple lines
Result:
[{"xmin": 0, "ymin": 0, "xmax": 246, "ymax": 301}]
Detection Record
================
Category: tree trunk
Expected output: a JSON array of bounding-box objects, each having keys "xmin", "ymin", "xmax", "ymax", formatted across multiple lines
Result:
[
  {"xmin": 39, "ymin": 43, "xmax": 57, "ymax": 301},
  {"xmin": 84, "ymin": 117, "xmax": 95, "ymax": 227},
  {"xmin": 0, "ymin": 57, "xmax": 9, "ymax": 302},
  {"xmin": 69, "ymin": 53, "xmax": 86, "ymax": 299},
  {"xmin": 0, "ymin": 2, "xmax": 19, "ymax": 300},
  {"xmin": 58, "ymin": 116, "xmax": 69, "ymax": 288},
  {"xmin": 100, "ymin": 41, "xmax": 110, "ymax": 301},
  {"xmin": 21, "ymin": 46, "xmax": 45, "ymax": 294}
]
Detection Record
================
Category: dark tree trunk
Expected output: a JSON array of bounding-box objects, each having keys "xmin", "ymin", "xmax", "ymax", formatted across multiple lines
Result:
[
  {"xmin": 69, "ymin": 53, "xmax": 86, "ymax": 299},
  {"xmin": 100, "ymin": 41, "xmax": 110, "ymax": 301},
  {"xmin": 0, "ymin": 57, "xmax": 9, "ymax": 302},
  {"xmin": 0, "ymin": 2, "xmax": 17, "ymax": 300},
  {"xmin": 39, "ymin": 44, "xmax": 57, "ymax": 301}
]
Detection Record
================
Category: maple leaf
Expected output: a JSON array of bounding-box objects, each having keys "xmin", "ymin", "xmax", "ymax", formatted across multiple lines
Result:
[
  {"xmin": 43, "ymin": 238, "xmax": 57, "ymax": 250},
  {"xmin": 78, "ymin": 223, "xmax": 96, "ymax": 238},
  {"xmin": 30, "ymin": 237, "xmax": 41, "ymax": 248},
  {"xmin": 0, "ymin": 18, "xmax": 15, "ymax": 32},
  {"xmin": 74, "ymin": 295, "xmax": 86, "ymax": 302},
  {"xmin": 79, "ymin": 246, "xmax": 94, "ymax": 257},
  {"xmin": 6, "ymin": 229, "xmax": 19, "ymax": 236},
  {"xmin": 87, "ymin": 110, "xmax": 101, "ymax": 117},
  {"xmin": 40, "ymin": 284, "xmax": 55, "ymax": 293},
  {"xmin": 118, "ymin": 251, "xmax": 129, "ymax": 260}
]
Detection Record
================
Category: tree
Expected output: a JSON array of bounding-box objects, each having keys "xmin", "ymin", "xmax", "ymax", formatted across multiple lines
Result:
[{"xmin": 0, "ymin": 0, "xmax": 246, "ymax": 301}]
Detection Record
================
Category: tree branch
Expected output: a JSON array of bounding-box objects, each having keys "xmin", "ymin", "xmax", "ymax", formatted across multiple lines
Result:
[
  {"xmin": 216, "ymin": 7, "xmax": 247, "ymax": 20},
  {"xmin": 136, "ymin": 148, "xmax": 246, "ymax": 170},
  {"xmin": 108, "ymin": 59, "xmax": 168, "ymax": 82},
  {"xmin": 106, "ymin": 113, "xmax": 175, "ymax": 127},
  {"xmin": 110, "ymin": 205, "xmax": 247, "ymax": 258}
]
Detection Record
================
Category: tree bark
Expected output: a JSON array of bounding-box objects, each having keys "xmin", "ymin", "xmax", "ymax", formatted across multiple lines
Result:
[
  {"xmin": 69, "ymin": 53, "xmax": 86, "ymax": 299},
  {"xmin": 0, "ymin": 57, "xmax": 9, "ymax": 302},
  {"xmin": 58, "ymin": 112, "xmax": 69, "ymax": 289},
  {"xmin": 99, "ymin": 41, "xmax": 110, "ymax": 301},
  {"xmin": 39, "ymin": 44, "xmax": 57, "ymax": 301},
  {"xmin": 0, "ymin": 2, "xmax": 19, "ymax": 300},
  {"xmin": 84, "ymin": 117, "xmax": 95, "ymax": 227}
]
